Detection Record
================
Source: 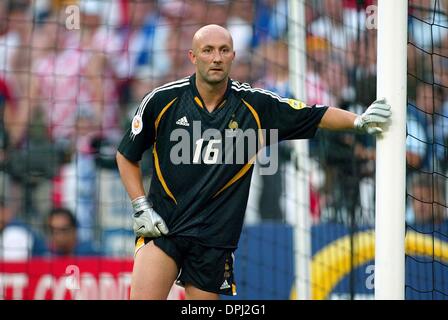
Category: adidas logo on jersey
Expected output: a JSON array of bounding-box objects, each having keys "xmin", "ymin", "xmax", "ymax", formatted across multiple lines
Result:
[
  {"xmin": 220, "ymin": 280, "xmax": 231, "ymax": 290},
  {"xmin": 176, "ymin": 116, "xmax": 190, "ymax": 126}
]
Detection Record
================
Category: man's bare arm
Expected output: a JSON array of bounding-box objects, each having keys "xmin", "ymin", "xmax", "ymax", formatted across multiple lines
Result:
[
  {"xmin": 116, "ymin": 151, "xmax": 146, "ymax": 200},
  {"xmin": 116, "ymin": 151, "xmax": 169, "ymax": 237},
  {"xmin": 319, "ymin": 99, "xmax": 391, "ymax": 134},
  {"xmin": 319, "ymin": 107, "xmax": 357, "ymax": 130}
]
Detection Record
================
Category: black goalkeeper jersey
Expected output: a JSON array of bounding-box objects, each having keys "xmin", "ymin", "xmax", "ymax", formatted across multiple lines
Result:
[{"xmin": 118, "ymin": 74, "xmax": 328, "ymax": 248}]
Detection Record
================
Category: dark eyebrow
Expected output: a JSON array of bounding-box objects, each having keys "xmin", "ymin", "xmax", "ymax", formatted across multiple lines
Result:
[{"xmin": 202, "ymin": 44, "xmax": 231, "ymax": 49}]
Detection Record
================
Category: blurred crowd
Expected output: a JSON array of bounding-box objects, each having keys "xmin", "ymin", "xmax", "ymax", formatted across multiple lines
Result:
[{"xmin": 0, "ymin": 0, "xmax": 447, "ymax": 261}]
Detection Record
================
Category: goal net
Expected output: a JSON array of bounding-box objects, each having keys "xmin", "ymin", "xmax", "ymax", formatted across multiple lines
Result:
[{"xmin": 406, "ymin": 0, "xmax": 448, "ymax": 300}]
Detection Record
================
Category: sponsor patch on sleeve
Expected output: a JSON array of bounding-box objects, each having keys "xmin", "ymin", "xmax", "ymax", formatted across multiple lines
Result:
[
  {"xmin": 132, "ymin": 115, "xmax": 143, "ymax": 135},
  {"xmin": 287, "ymin": 99, "xmax": 307, "ymax": 110}
]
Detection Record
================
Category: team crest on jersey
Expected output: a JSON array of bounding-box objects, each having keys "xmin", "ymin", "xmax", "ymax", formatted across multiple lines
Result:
[
  {"xmin": 228, "ymin": 120, "xmax": 239, "ymax": 130},
  {"xmin": 132, "ymin": 115, "xmax": 143, "ymax": 135},
  {"xmin": 288, "ymin": 99, "xmax": 306, "ymax": 110}
]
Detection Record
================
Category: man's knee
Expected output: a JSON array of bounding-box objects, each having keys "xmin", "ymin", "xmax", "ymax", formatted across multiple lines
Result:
[{"xmin": 130, "ymin": 240, "xmax": 179, "ymax": 300}]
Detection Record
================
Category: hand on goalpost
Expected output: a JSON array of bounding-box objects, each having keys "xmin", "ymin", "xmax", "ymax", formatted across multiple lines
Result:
[{"xmin": 354, "ymin": 98, "xmax": 392, "ymax": 135}]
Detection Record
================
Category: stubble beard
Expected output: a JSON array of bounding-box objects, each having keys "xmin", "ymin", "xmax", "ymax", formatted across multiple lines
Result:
[{"xmin": 199, "ymin": 67, "xmax": 229, "ymax": 86}]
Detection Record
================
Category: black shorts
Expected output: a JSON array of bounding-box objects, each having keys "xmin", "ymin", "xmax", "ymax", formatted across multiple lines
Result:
[{"xmin": 135, "ymin": 236, "xmax": 237, "ymax": 296}]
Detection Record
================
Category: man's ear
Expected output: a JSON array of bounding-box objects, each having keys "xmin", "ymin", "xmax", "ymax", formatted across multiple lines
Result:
[{"xmin": 188, "ymin": 49, "xmax": 196, "ymax": 64}]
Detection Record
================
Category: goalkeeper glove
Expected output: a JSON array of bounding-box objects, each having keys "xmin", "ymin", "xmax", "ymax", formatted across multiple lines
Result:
[
  {"xmin": 132, "ymin": 196, "xmax": 169, "ymax": 238},
  {"xmin": 354, "ymin": 98, "xmax": 391, "ymax": 135}
]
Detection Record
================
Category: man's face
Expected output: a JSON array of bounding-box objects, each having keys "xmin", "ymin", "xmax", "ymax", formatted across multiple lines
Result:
[
  {"xmin": 412, "ymin": 185, "xmax": 433, "ymax": 224},
  {"xmin": 416, "ymin": 84, "xmax": 441, "ymax": 114},
  {"xmin": 0, "ymin": 205, "xmax": 12, "ymax": 232},
  {"xmin": 189, "ymin": 28, "xmax": 235, "ymax": 85},
  {"xmin": 49, "ymin": 215, "xmax": 77, "ymax": 255}
]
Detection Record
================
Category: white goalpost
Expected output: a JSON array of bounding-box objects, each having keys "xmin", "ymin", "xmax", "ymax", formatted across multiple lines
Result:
[
  {"xmin": 287, "ymin": 0, "xmax": 408, "ymax": 300},
  {"xmin": 288, "ymin": 0, "xmax": 312, "ymax": 300},
  {"xmin": 375, "ymin": 0, "xmax": 408, "ymax": 300}
]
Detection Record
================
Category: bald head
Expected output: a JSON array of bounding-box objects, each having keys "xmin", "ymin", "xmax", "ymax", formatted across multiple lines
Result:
[
  {"xmin": 189, "ymin": 24, "xmax": 235, "ymax": 86},
  {"xmin": 192, "ymin": 24, "xmax": 233, "ymax": 53}
]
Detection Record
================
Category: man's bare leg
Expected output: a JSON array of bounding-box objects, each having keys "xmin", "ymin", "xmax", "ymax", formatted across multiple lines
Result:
[
  {"xmin": 130, "ymin": 241, "xmax": 179, "ymax": 300},
  {"xmin": 185, "ymin": 284, "xmax": 219, "ymax": 300}
]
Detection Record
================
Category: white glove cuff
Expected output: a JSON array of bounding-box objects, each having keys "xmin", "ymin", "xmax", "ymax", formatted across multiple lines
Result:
[
  {"xmin": 131, "ymin": 196, "xmax": 151, "ymax": 212},
  {"xmin": 354, "ymin": 116, "xmax": 363, "ymax": 130}
]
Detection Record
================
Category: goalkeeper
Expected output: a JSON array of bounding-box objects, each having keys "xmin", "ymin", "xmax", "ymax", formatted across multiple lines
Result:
[{"xmin": 116, "ymin": 24, "xmax": 391, "ymax": 300}]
